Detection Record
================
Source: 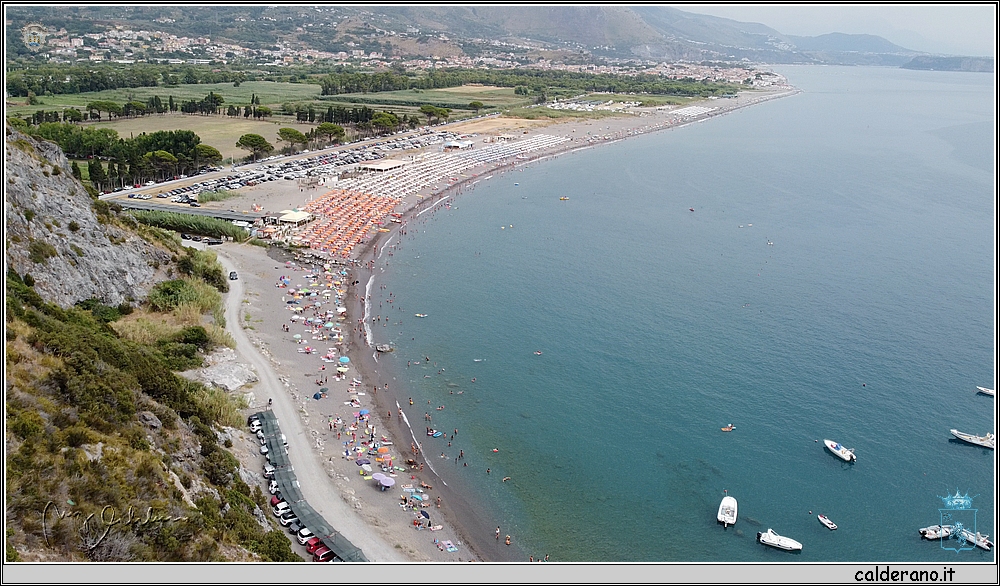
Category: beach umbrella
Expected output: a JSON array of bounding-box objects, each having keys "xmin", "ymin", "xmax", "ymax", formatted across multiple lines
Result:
[
  {"xmin": 419, "ymin": 510, "xmax": 430, "ymax": 519},
  {"xmin": 337, "ymin": 307, "xmax": 348, "ymax": 314},
  {"xmin": 359, "ymin": 409, "xmax": 369, "ymax": 415},
  {"xmin": 361, "ymin": 464, "xmax": 373, "ymax": 473},
  {"xmin": 339, "ymin": 356, "xmax": 350, "ymax": 364},
  {"xmin": 293, "ymin": 334, "xmax": 302, "ymax": 339},
  {"xmin": 325, "ymin": 322, "xmax": 335, "ymax": 328},
  {"xmin": 372, "ymin": 473, "xmax": 386, "ymax": 481},
  {"xmin": 380, "ymin": 477, "xmax": 395, "ymax": 488},
  {"xmin": 377, "ymin": 446, "xmax": 389, "ymax": 454},
  {"xmin": 337, "ymin": 367, "xmax": 349, "ymax": 373},
  {"xmin": 319, "ymin": 387, "xmax": 329, "ymax": 393}
]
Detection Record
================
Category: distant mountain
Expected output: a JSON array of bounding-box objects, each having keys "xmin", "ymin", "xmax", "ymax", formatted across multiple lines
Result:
[
  {"xmin": 375, "ymin": 5, "xmax": 924, "ymax": 65},
  {"xmin": 901, "ymin": 56, "xmax": 995, "ymax": 72},
  {"xmin": 7, "ymin": 5, "xmax": 937, "ymax": 66}
]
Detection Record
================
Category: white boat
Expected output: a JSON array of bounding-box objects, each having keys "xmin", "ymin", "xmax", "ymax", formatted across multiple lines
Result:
[
  {"xmin": 949, "ymin": 429, "xmax": 996, "ymax": 449},
  {"xmin": 920, "ymin": 525, "xmax": 953, "ymax": 539},
  {"xmin": 817, "ymin": 514, "xmax": 837, "ymax": 530},
  {"xmin": 976, "ymin": 386, "xmax": 995, "ymax": 397},
  {"xmin": 956, "ymin": 528, "xmax": 993, "ymax": 551},
  {"xmin": 717, "ymin": 492, "xmax": 738, "ymax": 527},
  {"xmin": 824, "ymin": 439, "xmax": 857, "ymax": 462},
  {"xmin": 757, "ymin": 528, "xmax": 803, "ymax": 551}
]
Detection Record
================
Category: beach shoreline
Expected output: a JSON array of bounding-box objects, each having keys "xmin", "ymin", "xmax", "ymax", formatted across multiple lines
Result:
[{"xmin": 221, "ymin": 85, "xmax": 800, "ymax": 562}]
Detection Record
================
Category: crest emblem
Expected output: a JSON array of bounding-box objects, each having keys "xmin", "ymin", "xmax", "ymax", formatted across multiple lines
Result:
[{"xmin": 22, "ymin": 23, "xmax": 47, "ymax": 51}]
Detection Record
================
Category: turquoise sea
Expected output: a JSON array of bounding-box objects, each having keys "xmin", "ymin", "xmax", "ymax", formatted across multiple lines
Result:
[{"xmin": 372, "ymin": 66, "xmax": 995, "ymax": 561}]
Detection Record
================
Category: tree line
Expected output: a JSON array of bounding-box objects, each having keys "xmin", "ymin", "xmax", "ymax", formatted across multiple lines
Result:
[
  {"xmin": 5, "ymin": 64, "xmax": 246, "ymax": 97},
  {"xmin": 318, "ymin": 68, "xmax": 741, "ymax": 97},
  {"xmin": 14, "ymin": 120, "xmax": 222, "ymax": 191}
]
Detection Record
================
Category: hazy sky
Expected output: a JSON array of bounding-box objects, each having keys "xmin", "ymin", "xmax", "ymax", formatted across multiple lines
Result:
[{"xmin": 674, "ymin": 4, "xmax": 996, "ymax": 57}]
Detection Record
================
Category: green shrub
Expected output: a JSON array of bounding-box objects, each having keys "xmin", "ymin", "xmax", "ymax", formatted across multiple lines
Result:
[
  {"xmin": 28, "ymin": 240, "xmax": 58, "ymax": 264},
  {"xmin": 67, "ymin": 221, "xmax": 80, "ymax": 232},
  {"xmin": 23, "ymin": 209, "xmax": 35, "ymax": 222}
]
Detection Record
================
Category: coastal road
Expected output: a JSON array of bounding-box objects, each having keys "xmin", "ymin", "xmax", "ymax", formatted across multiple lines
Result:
[{"xmin": 214, "ymin": 246, "xmax": 406, "ymax": 562}]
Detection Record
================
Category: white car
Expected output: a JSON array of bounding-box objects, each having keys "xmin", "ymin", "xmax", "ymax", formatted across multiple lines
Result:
[
  {"xmin": 297, "ymin": 527, "xmax": 314, "ymax": 544},
  {"xmin": 259, "ymin": 444, "xmax": 269, "ymax": 455},
  {"xmin": 268, "ymin": 480, "xmax": 279, "ymax": 495}
]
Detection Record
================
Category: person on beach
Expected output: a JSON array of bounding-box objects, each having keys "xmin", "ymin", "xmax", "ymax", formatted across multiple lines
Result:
[
  {"xmin": 496, "ymin": 527, "xmax": 501, "ymax": 540},
  {"xmin": 505, "ymin": 535, "xmax": 511, "ymax": 546}
]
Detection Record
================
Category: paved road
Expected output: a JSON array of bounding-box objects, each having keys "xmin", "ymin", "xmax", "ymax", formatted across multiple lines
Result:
[{"xmin": 214, "ymin": 246, "xmax": 405, "ymax": 562}]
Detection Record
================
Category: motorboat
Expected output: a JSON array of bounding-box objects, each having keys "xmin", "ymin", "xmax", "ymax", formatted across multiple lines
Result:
[
  {"xmin": 956, "ymin": 528, "xmax": 993, "ymax": 551},
  {"xmin": 949, "ymin": 429, "xmax": 995, "ymax": 449},
  {"xmin": 824, "ymin": 439, "xmax": 857, "ymax": 462},
  {"xmin": 817, "ymin": 515, "xmax": 837, "ymax": 530},
  {"xmin": 976, "ymin": 386, "xmax": 995, "ymax": 397},
  {"xmin": 919, "ymin": 525, "xmax": 954, "ymax": 540},
  {"xmin": 721, "ymin": 424, "xmax": 735, "ymax": 432},
  {"xmin": 717, "ymin": 492, "xmax": 737, "ymax": 527},
  {"xmin": 757, "ymin": 528, "xmax": 802, "ymax": 551}
]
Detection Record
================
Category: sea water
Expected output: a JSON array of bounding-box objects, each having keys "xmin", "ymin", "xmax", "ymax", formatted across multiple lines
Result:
[{"xmin": 373, "ymin": 66, "xmax": 995, "ymax": 561}]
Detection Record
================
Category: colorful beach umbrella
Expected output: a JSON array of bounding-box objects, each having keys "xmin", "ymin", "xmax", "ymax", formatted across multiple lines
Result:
[
  {"xmin": 337, "ymin": 367, "xmax": 349, "ymax": 373},
  {"xmin": 359, "ymin": 409, "xmax": 369, "ymax": 415},
  {"xmin": 339, "ymin": 356, "xmax": 350, "ymax": 364},
  {"xmin": 293, "ymin": 334, "xmax": 302, "ymax": 339},
  {"xmin": 380, "ymin": 477, "xmax": 395, "ymax": 488}
]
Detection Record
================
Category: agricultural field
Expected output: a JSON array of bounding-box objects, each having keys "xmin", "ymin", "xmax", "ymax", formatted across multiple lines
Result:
[
  {"xmin": 324, "ymin": 85, "xmax": 531, "ymax": 110},
  {"xmin": 6, "ymin": 80, "xmax": 324, "ymax": 117},
  {"xmin": 89, "ymin": 114, "xmax": 315, "ymax": 162}
]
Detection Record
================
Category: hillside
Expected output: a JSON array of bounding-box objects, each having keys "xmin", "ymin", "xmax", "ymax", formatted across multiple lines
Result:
[
  {"xmin": 6, "ymin": 5, "xmax": 928, "ymax": 66},
  {"xmin": 5, "ymin": 128, "xmax": 298, "ymax": 562}
]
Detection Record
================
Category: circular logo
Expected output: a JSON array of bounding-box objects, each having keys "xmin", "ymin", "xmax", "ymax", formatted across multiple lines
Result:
[{"xmin": 22, "ymin": 23, "xmax": 47, "ymax": 51}]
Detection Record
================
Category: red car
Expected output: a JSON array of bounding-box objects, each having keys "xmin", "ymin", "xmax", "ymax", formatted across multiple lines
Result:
[
  {"xmin": 305, "ymin": 537, "xmax": 323, "ymax": 554},
  {"xmin": 312, "ymin": 547, "xmax": 334, "ymax": 562}
]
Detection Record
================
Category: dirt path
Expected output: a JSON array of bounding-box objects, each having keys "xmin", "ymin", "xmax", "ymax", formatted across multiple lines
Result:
[{"xmin": 215, "ymin": 246, "xmax": 406, "ymax": 562}]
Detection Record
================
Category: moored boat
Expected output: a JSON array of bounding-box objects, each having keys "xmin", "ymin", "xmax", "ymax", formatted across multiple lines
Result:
[
  {"xmin": 818, "ymin": 514, "xmax": 837, "ymax": 530},
  {"xmin": 976, "ymin": 386, "xmax": 995, "ymax": 397},
  {"xmin": 920, "ymin": 525, "xmax": 954, "ymax": 540},
  {"xmin": 717, "ymin": 491, "xmax": 737, "ymax": 527},
  {"xmin": 824, "ymin": 439, "xmax": 857, "ymax": 462},
  {"xmin": 956, "ymin": 528, "xmax": 993, "ymax": 551},
  {"xmin": 949, "ymin": 429, "xmax": 996, "ymax": 449},
  {"xmin": 757, "ymin": 528, "xmax": 803, "ymax": 551}
]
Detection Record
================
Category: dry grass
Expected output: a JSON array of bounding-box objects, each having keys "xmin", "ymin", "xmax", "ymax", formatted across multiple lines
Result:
[
  {"xmin": 89, "ymin": 113, "xmax": 315, "ymax": 162},
  {"xmin": 192, "ymin": 386, "xmax": 247, "ymax": 428}
]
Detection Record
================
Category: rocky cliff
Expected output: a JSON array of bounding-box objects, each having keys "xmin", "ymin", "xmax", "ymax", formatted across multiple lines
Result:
[{"xmin": 4, "ymin": 127, "xmax": 171, "ymax": 308}]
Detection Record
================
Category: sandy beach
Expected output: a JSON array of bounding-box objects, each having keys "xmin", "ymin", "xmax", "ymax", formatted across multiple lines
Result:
[{"xmin": 212, "ymin": 86, "xmax": 799, "ymax": 562}]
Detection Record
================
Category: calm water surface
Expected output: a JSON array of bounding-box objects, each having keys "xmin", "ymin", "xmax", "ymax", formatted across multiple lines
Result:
[{"xmin": 371, "ymin": 65, "xmax": 995, "ymax": 561}]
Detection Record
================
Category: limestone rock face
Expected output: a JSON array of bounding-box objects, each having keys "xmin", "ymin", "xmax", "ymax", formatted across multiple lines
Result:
[{"xmin": 5, "ymin": 128, "xmax": 171, "ymax": 308}]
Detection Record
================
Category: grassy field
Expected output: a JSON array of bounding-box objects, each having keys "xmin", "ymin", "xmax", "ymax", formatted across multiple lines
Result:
[
  {"xmin": 6, "ymin": 81, "xmax": 323, "ymax": 117},
  {"xmin": 88, "ymin": 113, "xmax": 315, "ymax": 161},
  {"xmin": 330, "ymin": 85, "xmax": 531, "ymax": 110},
  {"xmin": 503, "ymin": 107, "xmax": 622, "ymax": 121}
]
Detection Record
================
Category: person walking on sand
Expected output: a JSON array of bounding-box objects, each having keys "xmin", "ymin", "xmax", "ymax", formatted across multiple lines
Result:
[{"xmin": 496, "ymin": 527, "xmax": 501, "ymax": 540}]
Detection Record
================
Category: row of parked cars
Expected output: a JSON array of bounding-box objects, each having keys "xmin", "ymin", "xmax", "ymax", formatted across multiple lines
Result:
[
  {"xmin": 258, "ymin": 129, "xmax": 472, "ymax": 181},
  {"xmin": 249, "ymin": 413, "xmax": 338, "ymax": 562}
]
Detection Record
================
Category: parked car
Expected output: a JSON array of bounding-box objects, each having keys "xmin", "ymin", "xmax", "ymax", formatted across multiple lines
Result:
[
  {"xmin": 297, "ymin": 528, "xmax": 315, "ymax": 545},
  {"xmin": 272, "ymin": 502, "xmax": 290, "ymax": 517},
  {"xmin": 268, "ymin": 480, "xmax": 279, "ymax": 495},
  {"xmin": 259, "ymin": 444, "xmax": 269, "ymax": 455},
  {"xmin": 263, "ymin": 464, "xmax": 275, "ymax": 479},
  {"xmin": 305, "ymin": 537, "xmax": 323, "ymax": 553},
  {"xmin": 312, "ymin": 547, "xmax": 334, "ymax": 562},
  {"xmin": 279, "ymin": 512, "xmax": 298, "ymax": 527},
  {"xmin": 287, "ymin": 521, "xmax": 303, "ymax": 535}
]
